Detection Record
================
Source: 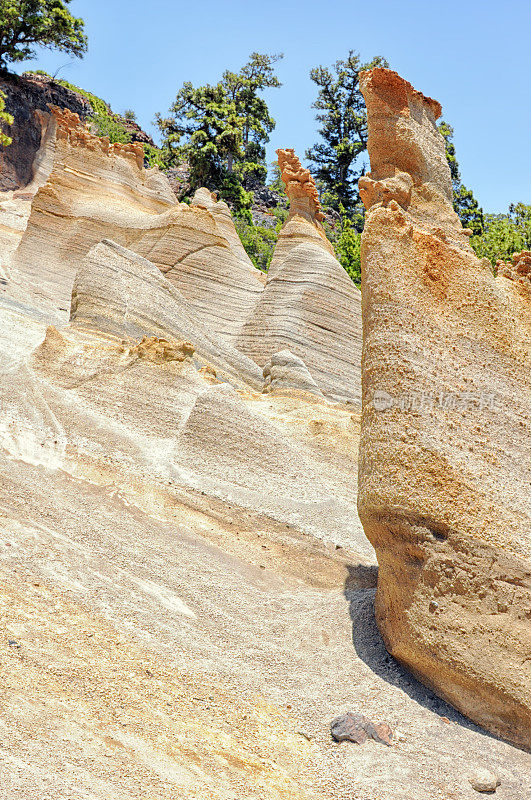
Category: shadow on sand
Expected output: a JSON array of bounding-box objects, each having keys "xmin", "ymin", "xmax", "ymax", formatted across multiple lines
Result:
[{"xmin": 343, "ymin": 563, "xmax": 501, "ymax": 742}]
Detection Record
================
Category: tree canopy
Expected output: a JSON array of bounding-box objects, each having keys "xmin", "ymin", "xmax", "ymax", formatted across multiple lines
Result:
[
  {"xmin": 306, "ymin": 50, "xmax": 388, "ymax": 216},
  {"xmin": 0, "ymin": 1, "xmax": 87, "ymax": 67},
  {"xmin": 438, "ymin": 120, "xmax": 484, "ymax": 236},
  {"xmin": 470, "ymin": 203, "xmax": 531, "ymax": 267},
  {"xmin": 155, "ymin": 52, "xmax": 282, "ymax": 201}
]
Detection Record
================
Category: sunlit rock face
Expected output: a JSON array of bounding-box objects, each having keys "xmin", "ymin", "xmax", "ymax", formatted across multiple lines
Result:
[
  {"xmin": 237, "ymin": 148, "xmax": 363, "ymax": 405},
  {"xmin": 1, "ymin": 92, "xmax": 530, "ymax": 800},
  {"xmin": 358, "ymin": 67, "xmax": 531, "ymax": 750},
  {"xmin": 0, "ymin": 108, "xmax": 374, "ymax": 799}
]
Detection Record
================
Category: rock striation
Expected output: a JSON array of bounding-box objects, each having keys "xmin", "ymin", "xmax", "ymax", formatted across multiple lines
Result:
[
  {"xmin": 357, "ymin": 68, "xmax": 531, "ymax": 750},
  {"xmin": 237, "ymin": 148, "xmax": 363, "ymax": 403},
  {"xmin": 262, "ymin": 349, "xmax": 324, "ymax": 397},
  {"xmin": 1, "ymin": 76, "xmax": 531, "ymax": 800}
]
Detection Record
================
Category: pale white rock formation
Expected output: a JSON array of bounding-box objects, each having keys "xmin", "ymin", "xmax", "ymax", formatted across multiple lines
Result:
[
  {"xmin": 237, "ymin": 148, "xmax": 363, "ymax": 404},
  {"xmin": 1, "ymin": 112, "xmax": 362, "ymax": 402},
  {"xmin": 0, "ymin": 94, "xmax": 530, "ymax": 800},
  {"xmin": 71, "ymin": 239, "xmax": 263, "ymax": 388},
  {"xmin": 262, "ymin": 349, "xmax": 323, "ymax": 397}
]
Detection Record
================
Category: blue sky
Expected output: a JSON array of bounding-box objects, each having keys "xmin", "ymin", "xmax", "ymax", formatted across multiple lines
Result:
[{"xmin": 13, "ymin": 0, "xmax": 530, "ymax": 213}]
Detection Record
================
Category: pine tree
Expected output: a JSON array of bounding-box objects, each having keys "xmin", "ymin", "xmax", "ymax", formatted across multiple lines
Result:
[
  {"xmin": 306, "ymin": 50, "xmax": 388, "ymax": 215},
  {"xmin": 156, "ymin": 53, "xmax": 282, "ymax": 194},
  {"xmin": 438, "ymin": 121, "xmax": 484, "ymax": 235},
  {"xmin": 0, "ymin": 0, "xmax": 87, "ymax": 67}
]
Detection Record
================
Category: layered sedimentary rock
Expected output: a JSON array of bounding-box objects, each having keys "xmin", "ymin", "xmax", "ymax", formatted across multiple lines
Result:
[
  {"xmin": 237, "ymin": 149, "xmax": 363, "ymax": 403},
  {"xmin": 357, "ymin": 68, "xmax": 531, "ymax": 749},
  {"xmin": 7, "ymin": 106, "xmax": 176, "ymax": 317},
  {"xmin": 4, "ymin": 107, "xmax": 269, "ymax": 350},
  {"xmin": 1, "ymin": 109, "xmax": 361, "ymax": 401},
  {"xmin": 1, "ymin": 85, "xmax": 531, "ymax": 800},
  {"xmin": 262, "ymin": 349, "xmax": 324, "ymax": 397},
  {"xmin": 70, "ymin": 239, "xmax": 263, "ymax": 388}
]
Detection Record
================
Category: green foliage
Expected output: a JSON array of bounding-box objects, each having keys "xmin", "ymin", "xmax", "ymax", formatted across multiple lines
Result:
[
  {"xmin": 470, "ymin": 203, "xmax": 531, "ymax": 267},
  {"xmin": 24, "ymin": 70, "xmax": 168, "ymax": 163},
  {"xmin": 155, "ymin": 52, "xmax": 282, "ymax": 199},
  {"xmin": 54, "ymin": 77, "xmax": 109, "ymax": 115},
  {"xmin": 219, "ymin": 172, "xmax": 253, "ymax": 221},
  {"xmin": 222, "ymin": 52, "xmax": 282, "ymax": 185},
  {"xmin": 123, "ymin": 108, "xmax": 136, "ymax": 121},
  {"xmin": 156, "ymin": 80, "xmax": 239, "ymax": 187},
  {"xmin": 234, "ymin": 185, "xmax": 288, "ymax": 272},
  {"xmin": 28, "ymin": 72, "xmax": 133, "ymax": 144},
  {"xmin": 271, "ymin": 203, "xmax": 288, "ymax": 226},
  {"xmin": 143, "ymin": 143, "xmax": 166, "ymax": 169},
  {"xmin": 0, "ymin": 88, "xmax": 13, "ymax": 145},
  {"xmin": 90, "ymin": 112, "xmax": 131, "ymax": 144},
  {"xmin": 306, "ymin": 50, "xmax": 388, "ymax": 212},
  {"xmin": 268, "ymin": 161, "xmax": 286, "ymax": 197},
  {"xmin": 235, "ymin": 218, "xmax": 279, "ymax": 272},
  {"xmin": 0, "ymin": 0, "xmax": 87, "ymax": 66},
  {"xmin": 326, "ymin": 205, "xmax": 362, "ymax": 285},
  {"xmin": 438, "ymin": 120, "xmax": 484, "ymax": 235},
  {"xmin": 57, "ymin": 78, "xmax": 133, "ymax": 144}
]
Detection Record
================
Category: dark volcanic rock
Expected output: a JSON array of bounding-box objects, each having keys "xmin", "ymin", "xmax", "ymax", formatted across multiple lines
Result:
[
  {"xmin": 164, "ymin": 164, "xmax": 191, "ymax": 200},
  {"xmin": 0, "ymin": 71, "xmax": 155, "ymax": 191},
  {"xmin": 119, "ymin": 118, "xmax": 155, "ymax": 147},
  {"xmin": 0, "ymin": 71, "xmax": 91, "ymax": 191}
]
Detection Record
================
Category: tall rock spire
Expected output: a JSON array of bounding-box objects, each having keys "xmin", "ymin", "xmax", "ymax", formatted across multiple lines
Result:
[{"xmin": 357, "ymin": 68, "xmax": 531, "ymax": 750}]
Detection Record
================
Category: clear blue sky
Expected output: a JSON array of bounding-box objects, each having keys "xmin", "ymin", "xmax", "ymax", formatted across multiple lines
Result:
[{"xmin": 13, "ymin": 0, "xmax": 530, "ymax": 213}]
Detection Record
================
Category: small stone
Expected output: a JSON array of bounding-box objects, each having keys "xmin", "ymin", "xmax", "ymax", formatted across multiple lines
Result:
[
  {"xmin": 468, "ymin": 768, "xmax": 500, "ymax": 793},
  {"xmin": 331, "ymin": 711, "xmax": 392, "ymax": 746}
]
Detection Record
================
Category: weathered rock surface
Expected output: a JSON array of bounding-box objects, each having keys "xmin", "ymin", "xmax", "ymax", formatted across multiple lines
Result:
[
  {"xmin": 262, "ymin": 349, "xmax": 324, "ymax": 397},
  {"xmin": 0, "ymin": 71, "xmax": 91, "ymax": 191},
  {"xmin": 358, "ymin": 67, "xmax": 531, "ymax": 750},
  {"xmin": 237, "ymin": 148, "xmax": 363, "ymax": 404},
  {"xmin": 1, "ymin": 94, "xmax": 530, "ymax": 800},
  {"xmin": 1, "ymin": 115, "xmax": 361, "ymax": 402},
  {"xmin": 468, "ymin": 768, "xmax": 501, "ymax": 793},
  {"xmin": 330, "ymin": 711, "xmax": 392, "ymax": 745},
  {"xmin": 70, "ymin": 239, "xmax": 263, "ymax": 388}
]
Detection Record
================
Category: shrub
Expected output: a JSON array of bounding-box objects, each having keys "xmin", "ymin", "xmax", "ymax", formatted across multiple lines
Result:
[
  {"xmin": 235, "ymin": 218, "xmax": 281, "ymax": 272},
  {"xmin": 326, "ymin": 205, "xmax": 362, "ymax": 286},
  {"xmin": 220, "ymin": 172, "xmax": 253, "ymax": 222},
  {"xmin": 143, "ymin": 143, "xmax": 166, "ymax": 169},
  {"xmin": 89, "ymin": 112, "xmax": 131, "ymax": 144},
  {"xmin": 470, "ymin": 203, "xmax": 531, "ymax": 269},
  {"xmin": 0, "ymin": 89, "xmax": 13, "ymax": 146}
]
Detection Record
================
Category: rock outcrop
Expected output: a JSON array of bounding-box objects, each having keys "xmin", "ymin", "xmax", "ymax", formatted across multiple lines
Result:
[
  {"xmin": 1, "ymin": 114, "xmax": 362, "ymax": 402},
  {"xmin": 2, "ymin": 87, "xmax": 531, "ymax": 799},
  {"xmin": 0, "ymin": 71, "xmax": 91, "ymax": 191},
  {"xmin": 496, "ymin": 250, "xmax": 531, "ymax": 290},
  {"xmin": 70, "ymin": 239, "xmax": 263, "ymax": 388},
  {"xmin": 237, "ymin": 149, "xmax": 363, "ymax": 403},
  {"xmin": 357, "ymin": 68, "xmax": 531, "ymax": 750},
  {"xmin": 262, "ymin": 349, "xmax": 324, "ymax": 397}
]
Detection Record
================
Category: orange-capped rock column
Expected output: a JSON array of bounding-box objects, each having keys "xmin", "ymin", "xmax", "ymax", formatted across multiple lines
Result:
[{"xmin": 357, "ymin": 68, "xmax": 531, "ymax": 750}]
